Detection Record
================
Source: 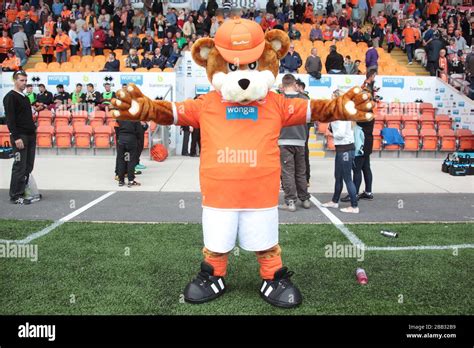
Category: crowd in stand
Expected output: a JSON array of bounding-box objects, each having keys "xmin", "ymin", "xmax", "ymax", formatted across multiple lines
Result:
[{"xmin": 0, "ymin": 0, "xmax": 472, "ymax": 97}]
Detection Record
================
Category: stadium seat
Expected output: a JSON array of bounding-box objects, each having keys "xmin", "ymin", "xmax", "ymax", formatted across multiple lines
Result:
[
  {"xmin": 71, "ymin": 111, "xmax": 88, "ymax": 127},
  {"xmin": 54, "ymin": 110, "xmax": 71, "ymax": 127},
  {"xmin": 420, "ymin": 129, "xmax": 438, "ymax": 151},
  {"xmin": 402, "ymin": 113, "xmax": 419, "ymax": 130},
  {"xmin": 163, "ymin": 68, "xmax": 174, "ymax": 72},
  {"xmin": 37, "ymin": 110, "xmax": 53, "ymax": 126},
  {"xmin": 135, "ymin": 67, "xmax": 148, "ymax": 72},
  {"xmin": 55, "ymin": 125, "xmax": 74, "ymax": 148},
  {"xmin": 34, "ymin": 62, "xmax": 48, "ymax": 70},
  {"xmin": 106, "ymin": 118, "xmax": 118, "ymax": 128},
  {"xmin": 60, "ymin": 62, "xmax": 74, "ymax": 71},
  {"xmin": 69, "ymin": 55, "xmax": 81, "ymax": 64},
  {"xmin": 89, "ymin": 110, "xmax": 106, "ymax": 127},
  {"xmin": 0, "ymin": 124, "xmax": 11, "ymax": 146},
  {"xmin": 385, "ymin": 114, "xmax": 402, "ymax": 129},
  {"xmin": 438, "ymin": 129, "xmax": 456, "ymax": 152},
  {"xmin": 47, "ymin": 62, "xmax": 61, "ymax": 71},
  {"xmin": 81, "ymin": 55, "xmax": 94, "ymax": 64},
  {"xmin": 420, "ymin": 103, "xmax": 435, "ymax": 118},
  {"xmin": 372, "ymin": 127, "xmax": 382, "ymax": 151},
  {"xmin": 402, "ymin": 129, "xmax": 420, "ymax": 151},
  {"xmin": 149, "ymin": 68, "xmax": 161, "ymax": 72},
  {"xmin": 36, "ymin": 125, "xmax": 54, "ymax": 148},
  {"xmin": 74, "ymin": 125, "xmax": 93, "ymax": 148},
  {"xmin": 455, "ymin": 129, "xmax": 474, "ymax": 151},
  {"xmin": 420, "ymin": 114, "xmax": 435, "ymax": 130},
  {"xmin": 435, "ymin": 115, "xmax": 452, "ymax": 130},
  {"xmin": 93, "ymin": 125, "xmax": 112, "ymax": 148}
]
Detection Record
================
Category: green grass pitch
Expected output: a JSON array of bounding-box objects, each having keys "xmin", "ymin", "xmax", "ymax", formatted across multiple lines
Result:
[{"xmin": 1, "ymin": 220, "xmax": 472, "ymax": 315}]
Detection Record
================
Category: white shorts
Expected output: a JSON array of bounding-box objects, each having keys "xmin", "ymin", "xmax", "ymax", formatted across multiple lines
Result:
[{"xmin": 202, "ymin": 207, "xmax": 279, "ymax": 253}]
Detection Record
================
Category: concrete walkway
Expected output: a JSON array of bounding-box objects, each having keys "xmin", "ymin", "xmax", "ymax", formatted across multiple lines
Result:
[{"xmin": 0, "ymin": 156, "xmax": 473, "ymax": 193}]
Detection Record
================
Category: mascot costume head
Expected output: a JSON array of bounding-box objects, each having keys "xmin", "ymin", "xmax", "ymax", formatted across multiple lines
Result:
[{"xmin": 112, "ymin": 18, "xmax": 373, "ymax": 308}]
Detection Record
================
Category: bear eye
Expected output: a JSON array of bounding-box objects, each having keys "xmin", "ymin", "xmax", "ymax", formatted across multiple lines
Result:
[
  {"xmin": 248, "ymin": 61, "xmax": 258, "ymax": 70},
  {"xmin": 228, "ymin": 63, "xmax": 238, "ymax": 72}
]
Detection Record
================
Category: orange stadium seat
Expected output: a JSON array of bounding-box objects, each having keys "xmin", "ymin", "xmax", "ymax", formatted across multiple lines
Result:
[
  {"xmin": 435, "ymin": 115, "xmax": 452, "ymax": 130},
  {"xmin": 69, "ymin": 55, "xmax": 81, "ymax": 64},
  {"xmin": 163, "ymin": 68, "xmax": 174, "ymax": 72},
  {"xmin": 0, "ymin": 125, "xmax": 11, "ymax": 146},
  {"xmin": 438, "ymin": 129, "xmax": 456, "ymax": 152},
  {"xmin": 89, "ymin": 110, "xmax": 106, "ymax": 127},
  {"xmin": 420, "ymin": 129, "xmax": 438, "ymax": 151},
  {"xmin": 456, "ymin": 129, "xmax": 474, "ymax": 151},
  {"xmin": 71, "ymin": 111, "xmax": 88, "ymax": 127},
  {"xmin": 60, "ymin": 62, "xmax": 74, "ymax": 71},
  {"xmin": 402, "ymin": 128, "xmax": 420, "ymax": 151},
  {"xmin": 420, "ymin": 114, "xmax": 435, "ymax": 130},
  {"xmin": 420, "ymin": 103, "xmax": 435, "ymax": 118},
  {"xmin": 55, "ymin": 125, "xmax": 74, "ymax": 148},
  {"xmin": 47, "ymin": 62, "xmax": 61, "ymax": 71},
  {"xmin": 74, "ymin": 125, "xmax": 93, "ymax": 148},
  {"xmin": 37, "ymin": 110, "xmax": 53, "ymax": 126},
  {"xmin": 81, "ymin": 55, "xmax": 94, "ymax": 64},
  {"xmin": 372, "ymin": 127, "xmax": 382, "ymax": 151},
  {"xmin": 402, "ymin": 113, "xmax": 419, "ymax": 130},
  {"xmin": 36, "ymin": 125, "xmax": 54, "ymax": 148},
  {"xmin": 54, "ymin": 110, "xmax": 71, "ymax": 127},
  {"xmin": 93, "ymin": 125, "xmax": 113, "ymax": 148},
  {"xmin": 34, "ymin": 62, "xmax": 48, "ymax": 70},
  {"xmin": 385, "ymin": 114, "xmax": 402, "ymax": 129}
]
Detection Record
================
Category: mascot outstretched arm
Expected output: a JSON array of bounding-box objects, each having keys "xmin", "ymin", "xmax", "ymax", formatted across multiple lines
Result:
[{"xmin": 111, "ymin": 19, "xmax": 373, "ymax": 308}]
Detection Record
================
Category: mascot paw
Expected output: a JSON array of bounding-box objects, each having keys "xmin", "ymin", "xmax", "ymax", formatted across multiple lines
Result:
[
  {"xmin": 110, "ymin": 83, "xmax": 148, "ymax": 121},
  {"xmin": 341, "ymin": 87, "xmax": 374, "ymax": 122}
]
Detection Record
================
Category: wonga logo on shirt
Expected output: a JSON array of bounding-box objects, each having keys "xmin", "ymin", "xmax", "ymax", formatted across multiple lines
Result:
[{"xmin": 226, "ymin": 106, "xmax": 258, "ymax": 121}]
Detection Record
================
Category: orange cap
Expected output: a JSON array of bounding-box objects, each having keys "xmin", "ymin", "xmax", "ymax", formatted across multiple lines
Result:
[{"xmin": 214, "ymin": 18, "xmax": 265, "ymax": 65}]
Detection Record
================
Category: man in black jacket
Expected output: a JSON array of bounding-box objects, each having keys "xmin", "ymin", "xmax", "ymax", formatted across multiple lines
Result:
[
  {"xmin": 426, "ymin": 32, "xmax": 446, "ymax": 76},
  {"xmin": 35, "ymin": 83, "xmax": 54, "ymax": 112},
  {"xmin": 3, "ymin": 70, "xmax": 37, "ymax": 204},
  {"xmin": 325, "ymin": 45, "xmax": 345, "ymax": 74},
  {"xmin": 103, "ymin": 52, "xmax": 120, "ymax": 71},
  {"xmin": 116, "ymin": 120, "xmax": 141, "ymax": 187}
]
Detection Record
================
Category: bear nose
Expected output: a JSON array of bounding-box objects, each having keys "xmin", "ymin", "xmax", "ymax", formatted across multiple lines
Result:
[{"xmin": 238, "ymin": 79, "xmax": 250, "ymax": 90}]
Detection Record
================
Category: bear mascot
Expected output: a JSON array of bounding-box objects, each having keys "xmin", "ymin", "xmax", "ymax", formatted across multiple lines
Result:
[{"xmin": 111, "ymin": 18, "xmax": 373, "ymax": 308}]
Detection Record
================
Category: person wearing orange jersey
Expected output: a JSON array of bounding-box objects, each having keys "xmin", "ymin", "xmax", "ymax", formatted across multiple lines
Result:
[
  {"xmin": 61, "ymin": 5, "xmax": 72, "ymax": 20},
  {"xmin": 28, "ymin": 7, "xmax": 39, "ymax": 23},
  {"xmin": 427, "ymin": 0, "xmax": 440, "ymax": 24},
  {"xmin": 43, "ymin": 16, "xmax": 56, "ymax": 37},
  {"xmin": 402, "ymin": 22, "xmax": 420, "ymax": 64},
  {"xmin": 53, "ymin": 27, "xmax": 70, "ymax": 63},
  {"xmin": 0, "ymin": 30, "xmax": 14, "ymax": 63},
  {"xmin": 1, "ymin": 49, "xmax": 21, "ymax": 71},
  {"xmin": 39, "ymin": 30, "xmax": 55, "ymax": 63},
  {"xmin": 6, "ymin": 5, "xmax": 19, "ymax": 23}
]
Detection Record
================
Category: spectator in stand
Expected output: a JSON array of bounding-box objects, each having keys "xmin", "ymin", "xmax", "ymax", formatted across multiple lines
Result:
[
  {"xmin": 210, "ymin": 16, "xmax": 219, "ymax": 38},
  {"xmin": 35, "ymin": 84, "xmax": 53, "ymax": 112},
  {"xmin": 51, "ymin": 0, "xmax": 63, "ymax": 18},
  {"xmin": 427, "ymin": 0, "xmax": 440, "ymax": 24},
  {"xmin": 350, "ymin": 26, "xmax": 365, "ymax": 43},
  {"xmin": 141, "ymin": 51, "xmax": 154, "ymax": 69},
  {"xmin": 322, "ymin": 26, "xmax": 334, "ymax": 41},
  {"xmin": 125, "ymin": 48, "xmax": 140, "ymax": 70},
  {"xmin": 303, "ymin": 2, "xmax": 315, "ymax": 23},
  {"xmin": 68, "ymin": 23, "xmax": 78, "ymax": 56},
  {"xmin": 0, "ymin": 30, "xmax": 14, "ymax": 63},
  {"xmin": 43, "ymin": 16, "xmax": 55, "ymax": 37},
  {"xmin": 12, "ymin": 26, "xmax": 29, "ymax": 67},
  {"xmin": 132, "ymin": 10, "xmax": 145, "ymax": 34},
  {"xmin": 39, "ymin": 29, "xmax": 54, "ymax": 63},
  {"xmin": 54, "ymin": 27, "xmax": 70, "ymax": 63},
  {"xmin": 152, "ymin": 47, "xmax": 168, "ymax": 70},
  {"xmin": 144, "ymin": 11, "xmax": 156, "ymax": 37},
  {"xmin": 365, "ymin": 41, "xmax": 379, "ymax": 73},
  {"xmin": 92, "ymin": 24, "xmax": 106, "ymax": 55},
  {"xmin": 402, "ymin": 22, "xmax": 419, "ymax": 65},
  {"xmin": 385, "ymin": 26, "xmax": 395, "ymax": 53},
  {"xmin": 344, "ymin": 55, "xmax": 356, "ymax": 74},
  {"xmin": 305, "ymin": 48, "xmax": 322, "ymax": 79},
  {"xmin": 333, "ymin": 25, "xmax": 344, "ymax": 41},
  {"xmin": 165, "ymin": 8, "xmax": 178, "ymax": 34},
  {"xmin": 166, "ymin": 42, "xmax": 181, "ymax": 68},
  {"xmin": 280, "ymin": 43, "xmax": 302, "ymax": 73},
  {"xmin": 98, "ymin": 8, "xmax": 111, "ymax": 31},
  {"xmin": 0, "ymin": 49, "xmax": 21, "ymax": 71},
  {"xmin": 129, "ymin": 31, "xmax": 141, "ymax": 50},
  {"xmin": 438, "ymin": 48, "xmax": 448, "ymax": 82},
  {"xmin": 54, "ymin": 16, "xmax": 69, "ymax": 34},
  {"xmin": 78, "ymin": 24, "xmax": 93, "ymax": 56},
  {"xmin": 326, "ymin": 45, "xmax": 345, "ymax": 74},
  {"xmin": 53, "ymin": 84, "xmax": 70, "ymax": 111},
  {"xmin": 175, "ymin": 31, "xmax": 187, "ymax": 49},
  {"xmin": 353, "ymin": 59, "xmax": 362, "ymax": 74},
  {"xmin": 161, "ymin": 37, "xmax": 173, "ymax": 57},
  {"xmin": 310, "ymin": 23, "xmax": 323, "ymax": 42},
  {"xmin": 112, "ymin": 9, "xmax": 123, "ymax": 38},
  {"xmin": 182, "ymin": 16, "xmax": 196, "ymax": 38},
  {"xmin": 426, "ymin": 31, "xmax": 445, "ymax": 76},
  {"xmin": 103, "ymin": 52, "xmax": 120, "ymax": 72},
  {"xmin": 453, "ymin": 30, "xmax": 467, "ymax": 52},
  {"xmin": 359, "ymin": 0, "xmax": 368, "ymax": 26},
  {"xmin": 22, "ymin": 14, "xmax": 36, "ymax": 54},
  {"xmin": 105, "ymin": 30, "xmax": 118, "ymax": 50}
]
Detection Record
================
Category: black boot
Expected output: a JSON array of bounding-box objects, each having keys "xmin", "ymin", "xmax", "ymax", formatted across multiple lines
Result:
[
  {"xmin": 183, "ymin": 262, "xmax": 226, "ymax": 304},
  {"xmin": 259, "ymin": 267, "xmax": 302, "ymax": 308}
]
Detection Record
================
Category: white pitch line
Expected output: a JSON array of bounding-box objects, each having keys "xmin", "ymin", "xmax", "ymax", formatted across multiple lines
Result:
[
  {"xmin": 0, "ymin": 191, "xmax": 116, "ymax": 244},
  {"xmin": 366, "ymin": 244, "xmax": 474, "ymax": 251},
  {"xmin": 309, "ymin": 195, "xmax": 365, "ymax": 248}
]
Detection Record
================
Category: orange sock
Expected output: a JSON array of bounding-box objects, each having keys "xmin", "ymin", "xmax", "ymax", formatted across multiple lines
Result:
[
  {"xmin": 203, "ymin": 247, "xmax": 229, "ymax": 277},
  {"xmin": 256, "ymin": 244, "xmax": 283, "ymax": 280}
]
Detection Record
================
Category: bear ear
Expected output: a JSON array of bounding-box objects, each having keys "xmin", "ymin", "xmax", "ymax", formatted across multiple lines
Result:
[
  {"xmin": 265, "ymin": 29, "xmax": 290, "ymax": 60},
  {"xmin": 191, "ymin": 38, "xmax": 215, "ymax": 67}
]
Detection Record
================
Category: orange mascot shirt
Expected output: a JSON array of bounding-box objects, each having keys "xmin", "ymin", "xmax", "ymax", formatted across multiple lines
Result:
[{"xmin": 174, "ymin": 90, "xmax": 310, "ymax": 210}]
